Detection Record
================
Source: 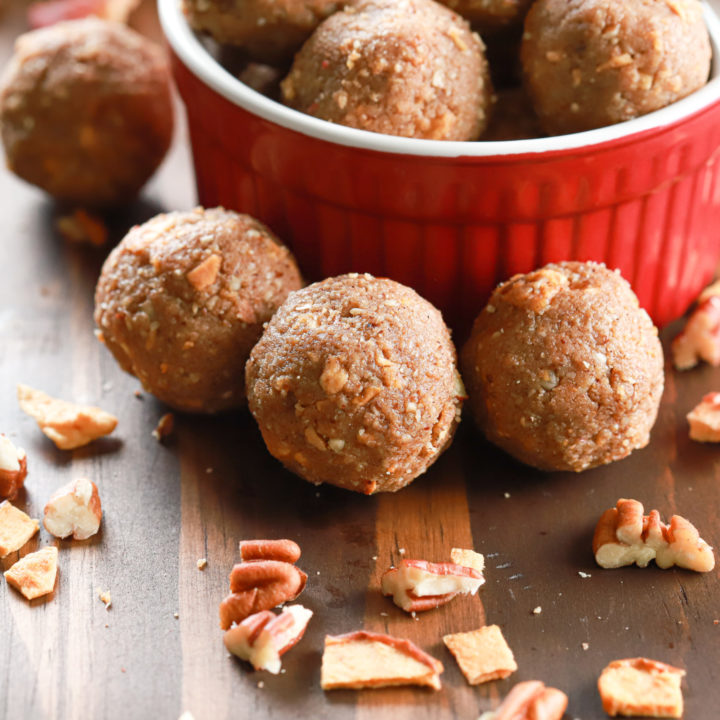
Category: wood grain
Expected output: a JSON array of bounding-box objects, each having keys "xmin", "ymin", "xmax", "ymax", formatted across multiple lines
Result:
[
  {"xmin": 359, "ymin": 454, "xmax": 483, "ymax": 720},
  {"xmin": 1, "ymin": 2, "xmax": 720, "ymax": 719}
]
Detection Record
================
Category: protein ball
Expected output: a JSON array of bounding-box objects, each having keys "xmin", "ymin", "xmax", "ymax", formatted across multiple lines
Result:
[
  {"xmin": 281, "ymin": 0, "xmax": 492, "ymax": 140},
  {"xmin": 461, "ymin": 262, "xmax": 664, "ymax": 472},
  {"xmin": 184, "ymin": 0, "xmax": 345, "ymax": 64},
  {"xmin": 521, "ymin": 0, "xmax": 711, "ymax": 135},
  {"xmin": 0, "ymin": 19, "xmax": 173, "ymax": 207},
  {"xmin": 437, "ymin": 0, "xmax": 532, "ymax": 33},
  {"xmin": 246, "ymin": 274, "xmax": 464, "ymax": 494},
  {"xmin": 94, "ymin": 208, "xmax": 303, "ymax": 413}
]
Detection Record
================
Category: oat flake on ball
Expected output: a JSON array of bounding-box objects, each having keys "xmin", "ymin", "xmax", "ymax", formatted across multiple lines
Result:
[
  {"xmin": 0, "ymin": 19, "xmax": 173, "ymax": 207},
  {"xmin": 281, "ymin": 0, "xmax": 492, "ymax": 140},
  {"xmin": 94, "ymin": 208, "xmax": 303, "ymax": 413},
  {"xmin": 461, "ymin": 262, "xmax": 664, "ymax": 472},
  {"xmin": 246, "ymin": 274, "xmax": 465, "ymax": 494}
]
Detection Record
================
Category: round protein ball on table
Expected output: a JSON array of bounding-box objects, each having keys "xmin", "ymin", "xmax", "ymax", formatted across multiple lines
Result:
[
  {"xmin": 184, "ymin": 0, "xmax": 346, "ymax": 65},
  {"xmin": 461, "ymin": 262, "xmax": 664, "ymax": 472},
  {"xmin": 281, "ymin": 0, "xmax": 492, "ymax": 140},
  {"xmin": 521, "ymin": 0, "xmax": 711, "ymax": 135},
  {"xmin": 94, "ymin": 208, "xmax": 303, "ymax": 413},
  {"xmin": 246, "ymin": 274, "xmax": 465, "ymax": 494},
  {"xmin": 0, "ymin": 19, "xmax": 173, "ymax": 207}
]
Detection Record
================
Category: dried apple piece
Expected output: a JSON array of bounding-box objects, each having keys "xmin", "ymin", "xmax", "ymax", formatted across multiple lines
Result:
[
  {"xmin": 443, "ymin": 624, "xmax": 517, "ymax": 685},
  {"xmin": 321, "ymin": 631, "xmax": 443, "ymax": 691},
  {"xmin": 598, "ymin": 658, "xmax": 685, "ymax": 718},
  {"xmin": 0, "ymin": 500, "xmax": 40, "ymax": 557},
  {"xmin": 4, "ymin": 546, "xmax": 58, "ymax": 600}
]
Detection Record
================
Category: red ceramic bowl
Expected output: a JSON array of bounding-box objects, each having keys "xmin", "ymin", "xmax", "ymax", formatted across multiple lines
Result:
[{"xmin": 161, "ymin": 0, "xmax": 720, "ymax": 334}]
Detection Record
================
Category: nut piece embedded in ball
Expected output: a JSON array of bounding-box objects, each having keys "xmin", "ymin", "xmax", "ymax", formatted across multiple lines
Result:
[
  {"xmin": 461, "ymin": 262, "xmax": 664, "ymax": 472},
  {"xmin": 246, "ymin": 273, "xmax": 464, "ymax": 494},
  {"xmin": 521, "ymin": 0, "xmax": 711, "ymax": 135},
  {"xmin": 0, "ymin": 18, "xmax": 174, "ymax": 207},
  {"xmin": 281, "ymin": 0, "xmax": 492, "ymax": 140},
  {"xmin": 94, "ymin": 207, "xmax": 303, "ymax": 413}
]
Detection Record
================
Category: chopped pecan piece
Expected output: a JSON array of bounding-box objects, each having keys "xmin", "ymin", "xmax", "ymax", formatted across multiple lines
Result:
[
  {"xmin": 672, "ymin": 292, "xmax": 720, "ymax": 370},
  {"xmin": 381, "ymin": 548, "xmax": 485, "ymax": 612},
  {"xmin": 0, "ymin": 435, "xmax": 28, "ymax": 500},
  {"xmin": 44, "ymin": 477, "xmax": 102, "ymax": 540},
  {"xmin": 224, "ymin": 605, "xmax": 313, "ymax": 673},
  {"xmin": 687, "ymin": 392, "xmax": 720, "ymax": 442}
]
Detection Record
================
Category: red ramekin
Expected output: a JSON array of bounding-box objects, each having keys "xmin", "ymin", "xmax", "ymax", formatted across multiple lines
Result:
[{"xmin": 160, "ymin": 0, "xmax": 720, "ymax": 333}]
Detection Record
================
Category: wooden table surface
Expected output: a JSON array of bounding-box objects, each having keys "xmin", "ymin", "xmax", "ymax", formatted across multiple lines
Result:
[{"xmin": 1, "ymin": 3, "xmax": 719, "ymax": 719}]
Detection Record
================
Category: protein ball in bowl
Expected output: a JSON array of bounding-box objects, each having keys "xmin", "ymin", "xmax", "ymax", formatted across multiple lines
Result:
[
  {"xmin": 522, "ymin": 0, "xmax": 711, "ymax": 135},
  {"xmin": 94, "ymin": 208, "xmax": 303, "ymax": 413},
  {"xmin": 461, "ymin": 262, "xmax": 664, "ymax": 473},
  {"xmin": 0, "ymin": 19, "xmax": 173, "ymax": 207},
  {"xmin": 184, "ymin": 0, "xmax": 345, "ymax": 64},
  {"xmin": 437, "ymin": 0, "xmax": 533, "ymax": 33},
  {"xmin": 246, "ymin": 274, "xmax": 464, "ymax": 494},
  {"xmin": 281, "ymin": 0, "xmax": 492, "ymax": 140}
]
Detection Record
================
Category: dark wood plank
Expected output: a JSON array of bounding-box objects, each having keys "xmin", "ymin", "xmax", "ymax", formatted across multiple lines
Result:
[{"xmin": 1, "ymin": 2, "xmax": 719, "ymax": 718}]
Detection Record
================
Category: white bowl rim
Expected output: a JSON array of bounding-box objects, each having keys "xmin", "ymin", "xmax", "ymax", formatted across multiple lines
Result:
[{"xmin": 160, "ymin": 0, "xmax": 720, "ymax": 159}]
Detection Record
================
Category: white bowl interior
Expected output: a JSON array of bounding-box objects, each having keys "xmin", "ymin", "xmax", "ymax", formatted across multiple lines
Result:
[{"xmin": 160, "ymin": 0, "xmax": 720, "ymax": 158}]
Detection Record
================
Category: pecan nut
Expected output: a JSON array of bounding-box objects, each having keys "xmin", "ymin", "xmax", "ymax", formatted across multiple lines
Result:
[
  {"xmin": 239, "ymin": 538, "xmax": 301, "ymax": 564},
  {"xmin": 0, "ymin": 435, "xmax": 28, "ymax": 500},
  {"xmin": 672, "ymin": 290, "xmax": 720, "ymax": 370},
  {"xmin": 381, "ymin": 550, "xmax": 485, "ymax": 613},
  {"xmin": 485, "ymin": 680, "xmax": 568, "ymax": 720},
  {"xmin": 219, "ymin": 560, "xmax": 307, "ymax": 629},
  {"xmin": 593, "ymin": 498, "xmax": 714, "ymax": 572},
  {"xmin": 224, "ymin": 605, "xmax": 313, "ymax": 673}
]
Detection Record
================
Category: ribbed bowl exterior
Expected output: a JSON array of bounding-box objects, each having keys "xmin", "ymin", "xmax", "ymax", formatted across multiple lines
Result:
[{"xmin": 172, "ymin": 54, "xmax": 720, "ymax": 334}]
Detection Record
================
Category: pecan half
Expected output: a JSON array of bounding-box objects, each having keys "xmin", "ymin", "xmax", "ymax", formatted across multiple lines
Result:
[
  {"xmin": 593, "ymin": 498, "xmax": 714, "ymax": 572},
  {"xmin": 219, "ymin": 560, "xmax": 307, "ymax": 629}
]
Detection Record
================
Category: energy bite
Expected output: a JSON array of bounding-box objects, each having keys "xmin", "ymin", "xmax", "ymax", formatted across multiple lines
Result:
[
  {"xmin": 184, "ymin": 0, "xmax": 345, "ymax": 64},
  {"xmin": 246, "ymin": 273, "xmax": 464, "ymax": 494},
  {"xmin": 437, "ymin": 0, "xmax": 532, "ymax": 33},
  {"xmin": 461, "ymin": 262, "xmax": 664, "ymax": 472},
  {"xmin": 0, "ymin": 19, "xmax": 173, "ymax": 207},
  {"xmin": 281, "ymin": 0, "xmax": 492, "ymax": 140},
  {"xmin": 521, "ymin": 0, "xmax": 711, "ymax": 135},
  {"xmin": 95, "ymin": 208, "xmax": 302, "ymax": 413}
]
